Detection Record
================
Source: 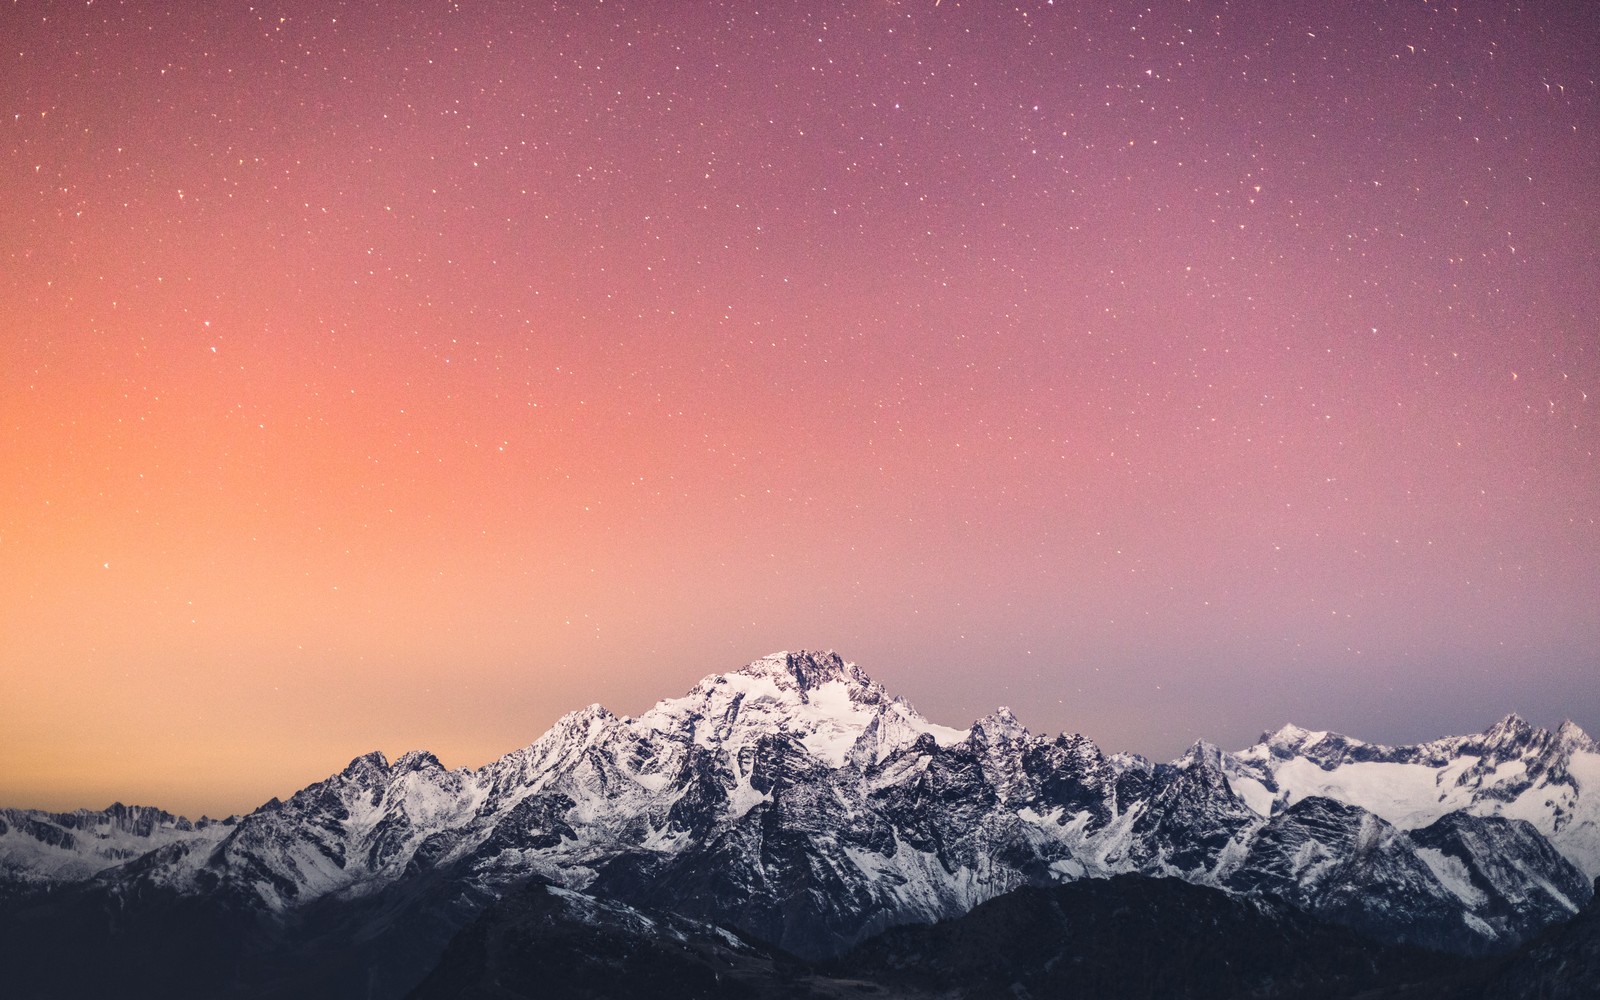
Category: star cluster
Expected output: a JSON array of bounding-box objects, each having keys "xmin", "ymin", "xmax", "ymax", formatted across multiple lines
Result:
[{"xmin": 2, "ymin": 0, "xmax": 1596, "ymax": 817}]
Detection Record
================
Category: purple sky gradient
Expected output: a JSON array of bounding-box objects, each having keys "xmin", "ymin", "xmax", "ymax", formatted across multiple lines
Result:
[{"xmin": 2, "ymin": 0, "xmax": 1596, "ymax": 818}]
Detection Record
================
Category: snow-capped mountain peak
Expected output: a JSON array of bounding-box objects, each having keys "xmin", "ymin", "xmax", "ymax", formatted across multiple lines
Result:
[
  {"xmin": 1229, "ymin": 714, "xmax": 1600, "ymax": 880},
  {"xmin": 971, "ymin": 706, "xmax": 1028, "ymax": 744},
  {"xmin": 733, "ymin": 649, "xmax": 877, "ymax": 697},
  {"xmin": 1248, "ymin": 723, "xmax": 1381, "ymax": 768},
  {"xmin": 1259, "ymin": 723, "xmax": 1322, "ymax": 750},
  {"xmin": 0, "ymin": 802, "xmax": 233, "ymax": 892},
  {"xmin": 631, "ymin": 650, "xmax": 963, "ymax": 767},
  {"xmin": 1482, "ymin": 712, "xmax": 1535, "ymax": 750},
  {"xmin": 1556, "ymin": 719, "xmax": 1595, "ymax": 751},
  {"xmin": 334, "ymin": 750, "xmax": 392, "ymax": 789},
  {"xmin": 1179, "ymin": 739, "xmax": 1228, "ymax": 771},
  {"xmin": 3, "ymin": 650, "xmax": 1594, "ymax": 987}
]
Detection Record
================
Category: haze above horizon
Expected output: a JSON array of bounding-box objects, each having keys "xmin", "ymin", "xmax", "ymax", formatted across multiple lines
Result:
[{"xmin": 3, "ymin": 1, "xmax": 1596, "ymax": 819}]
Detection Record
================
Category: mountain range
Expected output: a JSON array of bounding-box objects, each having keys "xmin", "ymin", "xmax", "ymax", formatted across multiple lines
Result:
[{"xmin": 3, "ymin": 650, "xmax": 1596, "ymax": 998}]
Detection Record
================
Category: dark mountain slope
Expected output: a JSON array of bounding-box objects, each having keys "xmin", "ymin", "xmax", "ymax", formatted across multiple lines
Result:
[
  {"xmin": 406, "ymin": 877, "xmax": 928, "ymax": 1000},
  {"xmin": 409, "ymin": 874, "xmax": 1488, "ymax": 1000},
  {"xmin": 833, "ymin": 874, "xmax": 1472, "ymax": 1000},
  {"xmin": 1473, "ymin": 877, "xmax": 1600, "ymax": 1000}
]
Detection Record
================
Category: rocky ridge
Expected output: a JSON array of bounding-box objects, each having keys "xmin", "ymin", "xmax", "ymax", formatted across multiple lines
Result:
[{"xmin": 1, "ymin": 650, "xmax": 1595, "ymax": 997}]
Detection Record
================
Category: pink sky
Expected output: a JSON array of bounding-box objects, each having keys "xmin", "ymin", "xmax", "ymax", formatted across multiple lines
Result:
[{"xmin": 3, "ymin": 1, "xmax": 1596, "ymax": 818}]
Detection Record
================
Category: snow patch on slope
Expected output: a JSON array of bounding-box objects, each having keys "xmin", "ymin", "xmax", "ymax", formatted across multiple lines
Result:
[
  {"xmin": 1415, "ymin": 847, "xmax": 1487, "ymax": 908},
  {"xmin": 1269, "ymin": 758, "xmax": 1459, "ymax": 829}
]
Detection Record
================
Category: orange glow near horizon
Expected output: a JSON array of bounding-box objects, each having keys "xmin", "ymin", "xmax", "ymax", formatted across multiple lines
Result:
[{"xmin": 3, "ymin": 1, "xmax": 1598, "ymax": 819}]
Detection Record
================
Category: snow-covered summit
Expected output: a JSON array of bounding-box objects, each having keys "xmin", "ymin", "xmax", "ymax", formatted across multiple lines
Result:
[
  {"xmin": 0, "ymin": 802, "xmax": 232, "ymax": 891},
  {"xmin": 1229, "ymin": 714, "xmax": 1600, "ymax": 878},
  {"xmin": 1556, "ymin": 719, "xmax": 1595, "ymax": 752},
  {"xmin": 1257, "ymin": 723, "xmax": 1336, "ymax": 752},
  {"xmin": 971, "ymin": 706, "xmax": 1028, "ymax": 744},
  {"xmin": 1484, "ymin": 712, "xmax": 1535, "ymax": 744},
  {"xmin": 394, "ymin": 750, "xmax": 446, "ymax": 774},
  {"xmin": 733, "ymin": 650, "xmax": 878, "ymax": 696},
  {"xmin": 633, "ymin": 649, "xmax": 965, "ymax": 767}
]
